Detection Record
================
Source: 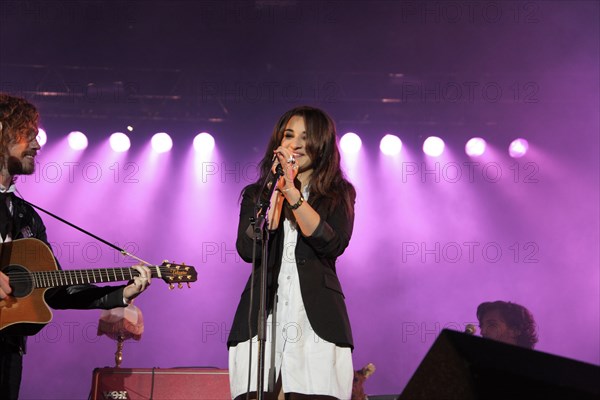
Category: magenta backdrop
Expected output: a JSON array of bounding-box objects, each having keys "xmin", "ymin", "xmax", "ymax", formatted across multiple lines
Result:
[{"xmin": 1, "ymin": 1, "xmax": 597, "ymax": 399}]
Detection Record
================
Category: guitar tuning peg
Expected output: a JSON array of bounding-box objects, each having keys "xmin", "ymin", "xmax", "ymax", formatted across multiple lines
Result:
[
  {"xmin": 187, "ymin": 283, "xmax": 191, "ymax": 289},
  {"xmin": 169, "ymin": 284, "xmax": 174, "ymax": 290},
  {"xmin": 178, "ymin": 283, "xmax": 183, "ymax": 289}
]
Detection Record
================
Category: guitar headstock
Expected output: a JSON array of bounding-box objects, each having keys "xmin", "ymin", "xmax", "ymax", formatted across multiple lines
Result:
[{"xmin": 159, "ymin": 262, "xmax": 197, "ymax": 289}]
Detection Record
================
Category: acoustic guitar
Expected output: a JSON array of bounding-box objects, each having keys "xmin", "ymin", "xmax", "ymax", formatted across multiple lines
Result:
[{"xmin": 0, "ymin": 238, "xmax": 197, "ymax": 336}]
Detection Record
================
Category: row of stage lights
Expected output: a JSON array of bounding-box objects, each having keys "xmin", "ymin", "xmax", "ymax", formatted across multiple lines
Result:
[{"xmin": 35, "ymin": 129, "xmax": 530, "ymax": 158}]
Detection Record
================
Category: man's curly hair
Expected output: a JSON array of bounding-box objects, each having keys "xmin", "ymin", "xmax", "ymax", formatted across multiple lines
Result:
[
  {"xmin": 0, "ymin": 93, "xmax": 39, "ymax": 170},
  {"xmin": 477, "ymin": 300, "xmax": 538, "ymax": 349}
]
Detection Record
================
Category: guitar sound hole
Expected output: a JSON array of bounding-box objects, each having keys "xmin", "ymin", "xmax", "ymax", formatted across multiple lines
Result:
[{"xmin": 2, "ymin": 264, "xmax": 34, "ymax": 298}]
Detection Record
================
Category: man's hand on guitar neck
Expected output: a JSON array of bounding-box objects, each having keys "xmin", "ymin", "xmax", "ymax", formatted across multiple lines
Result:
[
  {"xmin": 122, "ymin": 264, "xmax": 152, "ymax": 304},
  {"xmin": 0, "ymin": 264, "xmax": 152, "ymax": 303},
  {"xmin": 0, "ymin": 271, "xmax": 12, "ymax": 299}
]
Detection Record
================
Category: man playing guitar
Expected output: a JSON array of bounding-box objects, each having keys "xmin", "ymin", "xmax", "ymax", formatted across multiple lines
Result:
[{"xmin": 0, "ymin": 93, "xmax": 152, "ymax": 399}]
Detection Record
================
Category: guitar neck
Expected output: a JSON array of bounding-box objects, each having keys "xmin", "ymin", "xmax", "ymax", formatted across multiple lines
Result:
[{"xmin": 33, "ymin": 266, "xmax": 161, "ymax": 288}]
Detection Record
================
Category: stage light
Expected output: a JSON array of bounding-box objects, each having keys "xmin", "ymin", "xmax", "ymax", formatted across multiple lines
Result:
[
  {"xmin": 423, "ymin": 136, "xmax": 444, "ymax": 157},
  {"xmin": 465, "ymin": 137, "xmax": 486, "ymax": 157},
  {"xmin": 68, "ymin": 131, "xmax": 88, "ymax": 151},
  {"xmin": 340, "ymin": 132, "xmax": 362, "ymax": 154},
  {"xmin": 151, "ymin": 132, "xmax": 173, "ymax": 153},
  {"xmin": 193, "ymin": 132, "xmax": 215, "ymax": 154},
  {"xmin": 127, "ymin": 125, "xmax": 134, "ymax": 132},
  {"xmin": 109, "ymin": 132, "xmax": 131, "ymax": 152},
  {"xmin": 380, "ymin": 134, "xmax": 402, "ymax": 156},
  {"xmin": 37, "ymin": 128, "xmax": 47, "ymax": 147},
  {"xmin": 509, "ymin": 138, "xmax": 529, "ymax": 158}
]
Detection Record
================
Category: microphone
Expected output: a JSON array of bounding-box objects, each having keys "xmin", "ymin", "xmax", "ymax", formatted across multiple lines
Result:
[
  {"xmin": 271, "ymin": 154, "xmax": 284, "ymax": 176},
  {"xmin": 255, "ymin": 154, "xmax": 286, "ymax": 230},
  {"xmin": 266, "ymin": 155, "xmax": 283, "ymax": 190},
  {"xmin": 464, "ymin": 324, "xmax": 476, "ymax": 335}
]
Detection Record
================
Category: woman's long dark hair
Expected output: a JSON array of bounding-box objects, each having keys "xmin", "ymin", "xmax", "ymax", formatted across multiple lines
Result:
[{"xmin": 253, "ymin": 106, "xmax": 355, "ymax": 214}]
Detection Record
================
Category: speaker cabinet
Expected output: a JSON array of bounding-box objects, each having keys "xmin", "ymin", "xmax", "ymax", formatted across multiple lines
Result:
[
  {"xmin": 399, "ymin": 329, "xmax": 600, "ymax": 400},
  {"xmin": 90, "ymin": 367, "xmax": 230, "ymax": 400}
]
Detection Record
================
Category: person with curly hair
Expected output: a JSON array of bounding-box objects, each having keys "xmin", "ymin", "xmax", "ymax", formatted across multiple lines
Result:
[
  {"xmin": 0, "ymin": 93, "xmax": 152, "ymax": 399},
  {"xmin": 477, "ymin": 300, "xmax": 539, "ymax": 349}
]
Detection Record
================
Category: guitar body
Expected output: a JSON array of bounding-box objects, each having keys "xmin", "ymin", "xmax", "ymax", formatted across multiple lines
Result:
[{"xmin": 0, "ymin": 238, "xmax": 56, "ymax": 336}]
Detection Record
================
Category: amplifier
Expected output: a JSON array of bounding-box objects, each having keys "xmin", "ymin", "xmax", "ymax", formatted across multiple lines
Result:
[{"xmin": 90, "ymin": 367, "xmax": 231, "ymax": 400}]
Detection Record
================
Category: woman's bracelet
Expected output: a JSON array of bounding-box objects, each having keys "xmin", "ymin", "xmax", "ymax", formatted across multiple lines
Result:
[{"xmin": 286, "ymin": 195, "xmax": 305, "ymax": 210}]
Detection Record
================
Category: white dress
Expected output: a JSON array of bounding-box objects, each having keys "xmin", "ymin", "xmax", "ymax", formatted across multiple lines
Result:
[{"xmin": 229, "ymin": 197, "xmax": 353, "ymax": 399}]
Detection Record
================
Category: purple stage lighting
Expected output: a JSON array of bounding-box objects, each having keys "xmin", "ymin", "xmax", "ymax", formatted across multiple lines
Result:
[
  {"xmin": 340, "ymin": 132, "xmax": 362, "ymax": 154},
  {"xmin": 380, "ymin": 134, "xmax": 402, "ymax": 156},
  {"xmin": 151, "ymin": 132, "xmax": 173, "ymax": 153},
  {"xmin": 37, "ymin": 128, "xmax": 47, "ymax": 147},
  {"xmin": 109, "ymin": 132, "xmax": 131, "ymax": 152},
  {"xmin": 465, "ymin": 137, "xmax": 487, "ymax": 157},
  {"xmin": 193, "ymin": 132, "xmax": 215, "ymax": 154},
  {"xmin": 67, "ymin": 131, "xmax": 88, "ymax": 151},
  {"xmin": 423, "ymin": 136, "xmax": 445, "ymax": 157},
  {"xmin": 509, "ymin": 138, "xmax": 529, "ymax": 158}
]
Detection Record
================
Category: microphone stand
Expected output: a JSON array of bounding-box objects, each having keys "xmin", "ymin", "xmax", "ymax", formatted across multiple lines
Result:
[{"xmin": 251, "ymin": 163, "xmax": 283, "ymax": 400}]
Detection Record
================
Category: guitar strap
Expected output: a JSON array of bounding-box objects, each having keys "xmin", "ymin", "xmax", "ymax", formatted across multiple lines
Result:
[{"xmin": 13, "ymin": 190, "xmax": 151, "ymax": 266}]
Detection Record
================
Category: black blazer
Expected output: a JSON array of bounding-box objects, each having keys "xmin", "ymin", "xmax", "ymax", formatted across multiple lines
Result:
[{"xmin": 227, "ymin": 183, "xmax": 355, "ymax": 349}]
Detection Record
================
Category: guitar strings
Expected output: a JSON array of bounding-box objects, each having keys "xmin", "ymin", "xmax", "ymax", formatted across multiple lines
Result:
[{"xmin": 2, "ymin": 267, "xmax": 178, "ymax": 284}]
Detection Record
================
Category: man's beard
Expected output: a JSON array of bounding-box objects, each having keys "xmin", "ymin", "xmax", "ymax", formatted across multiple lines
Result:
[{"xmin": 7, "ymin": 154, "xmax": 36, "ymax": 176}]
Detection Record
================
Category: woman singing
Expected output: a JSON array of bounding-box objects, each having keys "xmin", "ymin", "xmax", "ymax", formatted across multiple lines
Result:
[{"xmin": 228, "ymin": 106, "xmax": 356, "ymax": 400}]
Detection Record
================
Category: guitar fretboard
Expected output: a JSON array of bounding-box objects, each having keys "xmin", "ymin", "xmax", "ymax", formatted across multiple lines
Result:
[{"xmin": 32, "ymin": 267, "xmax": 159, "ymax": 288}]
